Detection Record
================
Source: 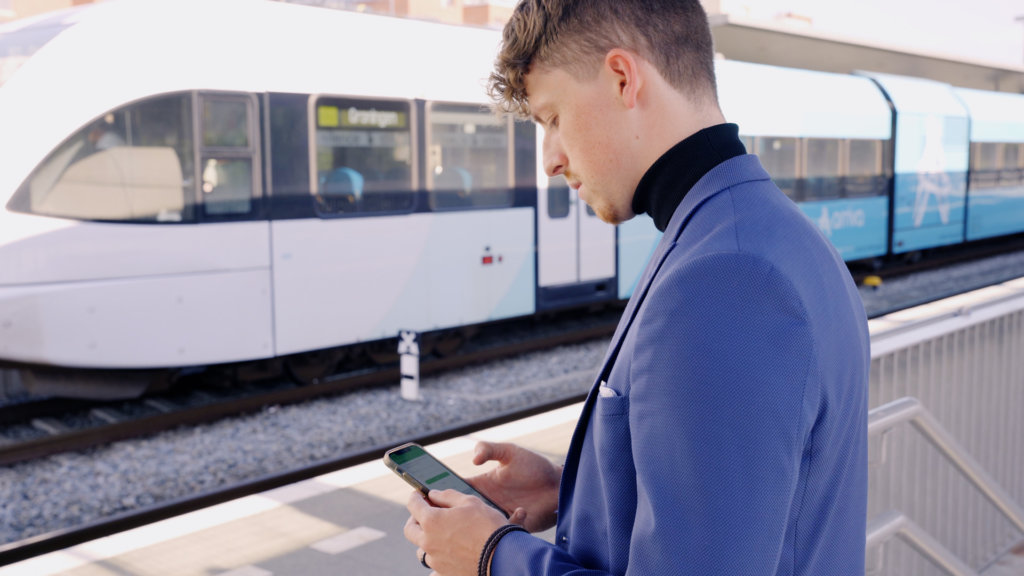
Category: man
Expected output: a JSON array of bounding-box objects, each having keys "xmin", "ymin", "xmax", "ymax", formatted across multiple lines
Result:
[{"xmin": 404, "ymin": 1, "xmax": 869, "ymax": 574}]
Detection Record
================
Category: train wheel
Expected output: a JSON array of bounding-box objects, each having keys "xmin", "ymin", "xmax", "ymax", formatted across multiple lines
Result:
[
  {"xmin": 430, "ymin": 332, "xmax": 464, "ymax": 357},
  {"xmin": 285, "ymin": 350, "xmax": 341, "ymax": 386}
]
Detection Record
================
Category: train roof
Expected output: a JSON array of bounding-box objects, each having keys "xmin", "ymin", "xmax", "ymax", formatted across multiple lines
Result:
[
  {"xmin": 858, "ymin": 72, "xmax": 968, "ymax": 119},
  {"xmin": 954, "ymin": 87, "xmax": 1024, "ymax": 144},
  {"xmin": 716, "ymin": 59, "xmax": 891, "ymax": 140}
]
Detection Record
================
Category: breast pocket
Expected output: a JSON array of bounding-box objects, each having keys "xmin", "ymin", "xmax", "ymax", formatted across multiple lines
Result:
[{"xmin": 596, "ymin": 382, "xmax": 629, "ymax": 417}]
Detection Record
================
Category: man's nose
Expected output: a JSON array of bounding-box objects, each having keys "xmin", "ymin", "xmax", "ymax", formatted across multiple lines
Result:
[{"xmin": 542, "ymin": 131, "xmax": 566, "ymax": 178}]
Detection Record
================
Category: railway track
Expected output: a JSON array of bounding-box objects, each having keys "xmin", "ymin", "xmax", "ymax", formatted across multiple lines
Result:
[{"xmin": 0, "ymin": 311, "xmax": 619, "ymax": 468}]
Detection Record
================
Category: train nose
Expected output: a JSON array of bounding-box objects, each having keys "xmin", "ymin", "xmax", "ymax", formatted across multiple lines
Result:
[
  {"xmin": 0, "ymin": 207, "xmax": 70, "ymax": 287},
  {"xmin": 0, "ymin": 208, "xmax": 17, "ymax": 286}
]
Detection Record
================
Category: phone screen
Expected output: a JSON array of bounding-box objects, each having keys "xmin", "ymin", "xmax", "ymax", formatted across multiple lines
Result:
[{"xmin": 385, "ymin": 443, "xmax": 507, "ymax": 516}]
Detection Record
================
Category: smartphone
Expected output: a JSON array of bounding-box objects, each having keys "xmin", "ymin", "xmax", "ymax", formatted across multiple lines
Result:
[{"xmin": 384, "ymin": 442, "xmax": 508, "ymax": 517}]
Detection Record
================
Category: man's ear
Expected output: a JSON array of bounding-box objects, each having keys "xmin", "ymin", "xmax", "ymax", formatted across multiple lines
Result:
[{"xmin": 604, "ymin": 49, "xmax": 641, "ymax": 109}]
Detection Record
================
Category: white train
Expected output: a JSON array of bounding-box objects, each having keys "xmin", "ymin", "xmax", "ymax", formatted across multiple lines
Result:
[{"xmin": 2, "ymin": 0, "xmax": 1022, "ymax": 398}]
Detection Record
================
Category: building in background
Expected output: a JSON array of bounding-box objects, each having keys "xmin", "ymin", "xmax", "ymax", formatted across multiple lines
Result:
[
  {"xmin": 281, "ymin": 0, "xmax": 512, "ymax": 27},
  {"xmin": 1, "ymin": 0, "xmax": 98, "ymax": 23}
]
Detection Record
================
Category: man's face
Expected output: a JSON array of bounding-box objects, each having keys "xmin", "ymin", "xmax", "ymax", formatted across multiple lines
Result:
[{"xmin": 525, "ymin": 65, "xmax": 637, "ymax": 225}]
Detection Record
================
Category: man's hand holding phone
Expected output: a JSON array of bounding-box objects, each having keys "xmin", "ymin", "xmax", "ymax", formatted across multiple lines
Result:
[
  {"xmin": 466, "ymin": 441, "xmax": 562, "ymax": 533},
  {"xmin": 388, "ymin": 440, "xmax": 563, "ymax": 574}
]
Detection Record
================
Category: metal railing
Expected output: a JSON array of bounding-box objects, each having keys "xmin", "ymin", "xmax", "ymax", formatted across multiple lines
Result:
[
  {"xmin": 866, "ymin": 281, "xmax": 1024, "ymax": 574},
  {"xmin": 867, "ymin": 510, "xmax": 978, "ymax": 576},
  {"xmin": 866, "ymin": 397, "xmax": 1024, "ymax": 575}
]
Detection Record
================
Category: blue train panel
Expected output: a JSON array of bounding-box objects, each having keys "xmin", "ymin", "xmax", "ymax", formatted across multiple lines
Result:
[
  {"xmin": 617, "ymin": 215, "xmax": 661, "ymax": 299},
  {"xmin": 891, "ymin": 114, "xmax": 969, "ymax": 253},
  {"xmin": 892, "ymin": 171, "xmax": 967, "ymax": 253},
  {"xmin": 967, "ymin": 184, "xmax": 1024, "ymax": 241},
  {"xmin": 861, "ymin": 73, "xmax": 970, "ymax": 254},
  {"xmin": 797, "ymin": 196, "xmax": 889, "ymax": 261}
]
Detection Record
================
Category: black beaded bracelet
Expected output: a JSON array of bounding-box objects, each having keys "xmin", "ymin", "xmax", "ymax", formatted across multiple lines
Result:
[{"xmin": 477, "ymin": 524, "xmax": 527, "ymax": 576}]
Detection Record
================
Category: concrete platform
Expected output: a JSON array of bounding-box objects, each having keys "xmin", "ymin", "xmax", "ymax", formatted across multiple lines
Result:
[{"xmin": 0, "ymin": 405, "xmax": 581, "ymax": 576}]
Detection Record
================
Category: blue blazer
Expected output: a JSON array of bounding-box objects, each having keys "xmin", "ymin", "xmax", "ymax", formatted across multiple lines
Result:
[{"xmin": 491, "ymin": 155, "xmax": 869, "ymax": 575}]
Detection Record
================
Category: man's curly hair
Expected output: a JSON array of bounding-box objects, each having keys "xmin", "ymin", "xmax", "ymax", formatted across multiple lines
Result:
[{"xmin": 487, "ymin": 0, "xmax": 717, "ymax": 118}]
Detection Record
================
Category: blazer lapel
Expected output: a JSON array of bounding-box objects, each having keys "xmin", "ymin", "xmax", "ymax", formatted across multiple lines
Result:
[
  {"xmin": 557, "ymin": 221, "xmax": 677, "ymax": 502},
  {"xmin": 556, "ymin": 155, "xmax": 769, "ymax": 509}
]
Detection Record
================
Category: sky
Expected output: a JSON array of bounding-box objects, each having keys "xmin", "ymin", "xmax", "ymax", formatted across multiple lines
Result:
[{"xmin": 721, "ymin": 0, "xmax": 1024, "ymax": 68}]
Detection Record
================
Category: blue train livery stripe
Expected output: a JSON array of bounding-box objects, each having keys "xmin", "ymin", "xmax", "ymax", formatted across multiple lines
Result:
[
  {"xmin": 796, "ymin": 197, "xmax": 889, "ymax": 261},
  {"xmin": 967, "ymin": 184, "xmax": 1024, "ymax": 241}
]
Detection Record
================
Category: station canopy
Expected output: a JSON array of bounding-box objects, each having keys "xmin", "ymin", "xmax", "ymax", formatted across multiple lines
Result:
[{"xmin": 708, "ymin": 14, "xmax": 1024, "ymax": 94}]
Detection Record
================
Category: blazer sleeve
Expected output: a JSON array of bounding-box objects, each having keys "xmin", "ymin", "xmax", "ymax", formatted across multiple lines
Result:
[
  {"xmin": 489, "ymin": 250, "xmax": 820, "ymax": 575},
  {"xmin": 624, "ymin": 251, "xmax": 818, "ymax": 573}
]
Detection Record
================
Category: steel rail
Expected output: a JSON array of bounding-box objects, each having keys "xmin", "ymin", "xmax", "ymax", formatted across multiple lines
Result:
[{"xmin": 0, "ymin": 322, "xmax": 615, "ymax": 467}]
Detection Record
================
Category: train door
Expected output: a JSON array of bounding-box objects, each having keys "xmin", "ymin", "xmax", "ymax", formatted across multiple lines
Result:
[
  {"xmin": 196, "ymin": 93, "xmax": 264, "ymax": 222},
  {"xmin": 536, "ymin": 178, "xmax": 616, "ymax": 310},
  {"xmin": 862, "ymin": 73, "xmax": 969, "ymax": 254}
]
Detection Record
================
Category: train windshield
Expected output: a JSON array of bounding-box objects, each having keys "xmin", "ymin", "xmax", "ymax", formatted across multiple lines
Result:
[{"xmin": 0, "ymin": 11, "xmax": 77, "ymax": 88}]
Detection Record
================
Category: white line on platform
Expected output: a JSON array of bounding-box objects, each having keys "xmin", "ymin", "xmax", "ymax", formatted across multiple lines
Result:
[
  {"xmin": 310, "ymin": 526, "xmax": 387, "ymax": 555},
  {"xmin": 215, "ymin": 565, "xmax": 274, "ymax": 576}
]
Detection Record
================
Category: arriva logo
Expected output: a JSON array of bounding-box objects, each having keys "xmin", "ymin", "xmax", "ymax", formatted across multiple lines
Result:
[{"xmin": 817, "ymin": 206, "xmax": 866, "ymax": 237}]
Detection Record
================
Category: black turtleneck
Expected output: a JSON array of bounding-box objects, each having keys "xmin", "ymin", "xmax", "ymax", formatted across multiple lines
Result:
[{"xmin": 631, "ymin": 123, "xmax": 747, "ymax": 232}]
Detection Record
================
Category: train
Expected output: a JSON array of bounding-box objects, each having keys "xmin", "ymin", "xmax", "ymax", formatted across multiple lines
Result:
[{"xmin": 1, "ymin": 0, "xmax": 1023, "ymax": 399}]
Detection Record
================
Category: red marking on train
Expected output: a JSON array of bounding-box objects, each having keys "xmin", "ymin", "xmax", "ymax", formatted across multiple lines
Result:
[{"xmin": 482, "ymin": 256, "xmax": 494, "ymax": 265}]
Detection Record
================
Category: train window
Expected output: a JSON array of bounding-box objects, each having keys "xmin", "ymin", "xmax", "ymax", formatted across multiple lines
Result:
[
  {"xmin": 844, "ymin": 139, "xmax": 887, "ymax": 197},
  {"xmin": 514, "ymin": 120, "xmax": 537, "ymax": 190},
  {"xmin": 970, "ymin": 142, "xmax": 1002, "ymax": 189},
  {"xmin": 203, "ymin": 99, "xmax": 249, "ymax": 148},
  {"xmin": 1002, "ymin": 143, "xmax": 1018, "ymax": 168},
  {"xmin": 848, "ymin": 140, "xmax": 881, "ymax": 177},
  {"xmin": 268, "ymin": 93, "xmax": 312, "ymax": 218},
  {"xmin": 739, "ymin": 135, "xmax": 754, "ymax": 154},
  {"xmin": 427, "ymin": 103, "xmax": 513, "ymax": 210},
  {"xmin": 547, "ymin": 177, "xmax": 570, "ymax": 219},
  {"xmin": 9, "ymin": 93, "xmax": 195, "ymax": 222},
  {"xmin": 199, "ymin": 94, "xmax": 257, "ymax": 218},
  {"xmin": 1001, "ymin": 143, "xmax": 1023, "ymax": 187},
  {"xmin": 756, "ymin": 137, "xmax": 799, "ymax": 200},
  {"xmin": 313, "ymin": 97, "xmax": 414, "ymax": 215},
  {"xmin": 803, "ymin": 138, "xmax": 841, "ymax": 201},
  {"xmin": 202, "ymin": 158, "xmax": 253, "ymax": 215}
]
